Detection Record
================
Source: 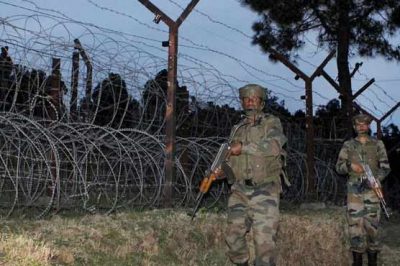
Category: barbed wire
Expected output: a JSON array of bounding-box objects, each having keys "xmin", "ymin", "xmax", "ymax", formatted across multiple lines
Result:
[{"xmin": 0, "ymin": 2, "xmax": 398, "ymax": 218}]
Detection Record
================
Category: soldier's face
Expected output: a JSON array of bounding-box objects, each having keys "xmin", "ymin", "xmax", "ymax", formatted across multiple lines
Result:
[
  {"xmin": 241, "ymin": 95, "xmax": 262, "ymax": 110},
  {"xmin": 355, "ymin": 122, "xmax": 369, "ymax": 135}
]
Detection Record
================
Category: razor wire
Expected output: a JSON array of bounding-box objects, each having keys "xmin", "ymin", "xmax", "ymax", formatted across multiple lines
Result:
[
  {"xmin": 0, "ymin": 12, "xmax": 352, "ymax": 218},
  {"xmin": 0, "ymin": 111, "xmax": 342, "ymax": 218}
]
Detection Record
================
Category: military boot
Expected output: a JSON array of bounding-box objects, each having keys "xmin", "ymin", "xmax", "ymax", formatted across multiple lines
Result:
[
  {"xmin": 352, "ymin": 251, "xmax": 363, "ymax": 266},
  {"xmin": 367, "ymin": 250, "xmax": 377, "ymax": 266}
]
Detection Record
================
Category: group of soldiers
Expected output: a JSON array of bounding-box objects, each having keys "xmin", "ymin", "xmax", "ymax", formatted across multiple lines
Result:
[{"xmin": 216, "ymin": 84, "xmax": 390, "ymax": 266}]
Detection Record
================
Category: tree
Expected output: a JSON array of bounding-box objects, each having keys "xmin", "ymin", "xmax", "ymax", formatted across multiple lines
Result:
[
  {"xmin": 141, "ymin": 69, "xmax": 190, "ymax": 135},
  {"xmin": 89, "ymin": 73, "xmax": 140, "ymax": 129},
  {"xmin": 7, "ymin": 64, "xmax": 68, "ymax": 120},
  {"xmin": 264, "ymin": 95, "xmax": 292, "ymax": 118},
  {"xmin": 240, "ymin": 0, "xmax": 400, "ymax": 137},
  {"xmin": 314, "ymin": 98, "xmax": 347, "ymax": 139},
  {"xmin": 382, "ymin": 123, "xmax": 400, "ymax": 137}
]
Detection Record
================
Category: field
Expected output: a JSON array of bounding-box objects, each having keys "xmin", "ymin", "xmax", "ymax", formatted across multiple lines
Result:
[{"xmin": 0, "ymin": 206, "xmax": 399, "ymax": 265}]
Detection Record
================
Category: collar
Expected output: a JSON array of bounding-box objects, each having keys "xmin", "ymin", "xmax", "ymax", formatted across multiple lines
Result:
[
  {"xmin": 242, "ymin": 112, "xmax": 266, "ymax": 126},
  {"xmin": 354, "ymin": 135, "xmax": 373, "ymax": 144}
]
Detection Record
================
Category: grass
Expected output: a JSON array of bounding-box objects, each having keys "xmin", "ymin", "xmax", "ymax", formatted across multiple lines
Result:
[{"xmin": 0, "ymin": 207, "xmax": 398, "ymax": 265}]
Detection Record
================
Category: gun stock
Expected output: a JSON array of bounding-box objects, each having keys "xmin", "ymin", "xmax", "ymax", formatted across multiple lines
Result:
[{"xmin": 190, "ymin": 173, "xmax": 218, "ymax": 220}]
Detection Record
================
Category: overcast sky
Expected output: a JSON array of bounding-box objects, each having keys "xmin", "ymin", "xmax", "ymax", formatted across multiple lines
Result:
[{"xmin": 2, "ymin": 0, "xmax": 399, "ymax": 129}]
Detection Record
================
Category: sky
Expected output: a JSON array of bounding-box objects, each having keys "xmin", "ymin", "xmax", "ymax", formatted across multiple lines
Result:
[{"xmin": 1, "ymin": 0, "xmax": 399, "ymax": 131}]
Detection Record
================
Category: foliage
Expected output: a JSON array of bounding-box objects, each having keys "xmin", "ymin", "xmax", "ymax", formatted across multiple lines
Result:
[
  {"xmin": 240, "ymin": 0, "xmax": 400, "ymax": 137},
  {"xmin": 3, "ymin": 64, "xmax": 67, "ymax": 119},
  {"xmin": 141, "ymin": 69, "xmax": 190, "ymax": 134},
  {"xmin": 314, "ymin": 99, "xmax": 347, "ymax": 139},
  {"xmin": 191, "ymin": 101, "xmax": 241, "ymax": 138},
  {"xmin": 240, "ymin": 0, "xmax": 400, "ymax": 60},
  {"xmin": 264, "ymin": 95, "xmax": 292, "ymax": 118},
  {"xmin": 89, "ymin": 73, "xmax": 140, "ymax": 129}
]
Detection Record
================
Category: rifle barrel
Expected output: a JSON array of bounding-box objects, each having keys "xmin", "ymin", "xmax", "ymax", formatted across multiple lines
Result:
[{"xmin": 191, "ymin": 192, "xmax": 204, "ymax": 221}]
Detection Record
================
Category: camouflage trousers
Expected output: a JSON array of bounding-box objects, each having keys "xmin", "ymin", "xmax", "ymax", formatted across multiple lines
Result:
[
  {"xmin": 347, "ymin": 182, "xmax": 381, "ymax": 253},
  {"xmin": 225, "ymin": 180, "xmax": 280, "ymax": 266}
]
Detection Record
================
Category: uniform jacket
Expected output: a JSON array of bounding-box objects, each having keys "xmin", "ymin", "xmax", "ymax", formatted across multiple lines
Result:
[{"xmin": 227, "ymin": 112, "xmax": 287, "ymax": 185}]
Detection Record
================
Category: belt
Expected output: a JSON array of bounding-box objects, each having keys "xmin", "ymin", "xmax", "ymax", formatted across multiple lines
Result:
[{"xmin": 244, "ymin": 179, "xmax": 256, "ymax": 187}]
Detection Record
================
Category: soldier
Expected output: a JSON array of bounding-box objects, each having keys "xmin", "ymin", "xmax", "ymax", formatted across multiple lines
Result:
[
  {"xmin": 336, "ymin": 113, "xmax": 391, "ymax": 266},
  {"xmin": 219, "ymin": 84, "xmax": 287, "ymax": 266}
]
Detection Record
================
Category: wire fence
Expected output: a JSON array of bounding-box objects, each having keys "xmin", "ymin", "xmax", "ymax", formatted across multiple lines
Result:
[{"xmin": 0, "ymin": 6, "xmax": 397, "ymax": 218}]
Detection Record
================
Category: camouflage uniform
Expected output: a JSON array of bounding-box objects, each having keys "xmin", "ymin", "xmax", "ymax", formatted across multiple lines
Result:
[
  {"xmin": 226, "ymin": 111, "xmax": 287, "ymax": 266},
  {"xmin": 336, "ymin": 135, "xmax": 390, "ymax": 253}
]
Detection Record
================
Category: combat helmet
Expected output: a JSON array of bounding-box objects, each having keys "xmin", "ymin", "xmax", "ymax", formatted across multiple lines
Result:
[
  {"xmin": 239, "ymin": 84, "xmax": 266, "ymax": 101},
  {"xmin": 239, "ymin": 84, "xmax": 266, "ymax": 115},
  {"xmin": 353, "ymin": 113, "xmax": 372, "ymax": 125}
]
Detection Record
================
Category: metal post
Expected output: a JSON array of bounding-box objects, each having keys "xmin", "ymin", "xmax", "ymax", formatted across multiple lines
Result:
[
  {"xmin": 49, "ymin": 58, "xmax": 61, "ymax": 120},
  {"xmin": 164, "ymin": 25, "xmax": 178, "ymax": 203},
  {"xmin": 70, "ymin": 51, "xmax": 79, "ymax": 121},
  {"xmin": 268, "ymin": 48, "xmax": 335, "ymax": 198},
  {"xmin": 49, "ymin": 58, "xmax": 61, "ymax": 205},
  {"xmin": 304, "ymin": 78, "xmax": 315, "ymax": 194},
  {"xmin": 138, "ymin": 0, "xmax": 200, "ymax": 206},
  {"xmin": 74, "ymin": 39, "xmax": 92, "ymax": 121}
]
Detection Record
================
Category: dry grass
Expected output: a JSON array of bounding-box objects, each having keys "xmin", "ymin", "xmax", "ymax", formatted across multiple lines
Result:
[
  {"xmin": 0, "ymin": 207, "xmax": 398, "ymax": 265},
  {"xmin": 277, "ymin": 207, "xmax": 350, "ymax": 266}
]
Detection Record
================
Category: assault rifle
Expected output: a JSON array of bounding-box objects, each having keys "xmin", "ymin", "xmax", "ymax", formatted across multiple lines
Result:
[
  {"xmin": 360, "ymin": 163, "xmax": 390, "ymax": 219},
  {"xmin": 190, "ymin": 142, "xmax": 231, "ymax": 220},
  {"xmin": 190, "ymin": 122, "xmax": 246, "ymax": 220}
]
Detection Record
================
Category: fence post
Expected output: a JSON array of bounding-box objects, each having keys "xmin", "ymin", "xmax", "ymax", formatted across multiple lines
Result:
[
  {"xmin": 138, "ymin": 0, "xmax": 200, "ymax": 206},
  {"xmin": 70, "ymin": 50, "xmax": 79, "ymax": 121},
  {"xmin": 268, "ymin": 49, "xmax": 335, "ymax": 198}
]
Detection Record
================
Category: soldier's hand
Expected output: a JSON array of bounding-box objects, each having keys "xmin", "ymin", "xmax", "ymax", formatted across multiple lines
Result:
[
  {"xmin": 229, "ymin": 142, "xmax": 242, "ymax": 156},
  {"xmin": 351, "ymin": 163, "xmax": 364, "ymax": 173},
  {"xmin": 213, "ymin": 167, "xmax": 225, "ymax": 180},
  {"xmin": 368, "ymin": 179, "xmax": 380, "ymax": 189}
]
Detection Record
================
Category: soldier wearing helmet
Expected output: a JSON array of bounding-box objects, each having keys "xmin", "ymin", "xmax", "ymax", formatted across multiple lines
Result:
[
  {"xmin": 239, "ymin": 84, "xmax": 266, "ymax": 116},
  {"xmin": 219, "ymin": 84, "xmax": 287, "ymax": 266},
  {"xmin": 352, "ymin": 113, "xmax": 372, "ymax": 137},
  {"xmin": 336, "ymin": 113, "xmax": 390, "ymax": 266}
]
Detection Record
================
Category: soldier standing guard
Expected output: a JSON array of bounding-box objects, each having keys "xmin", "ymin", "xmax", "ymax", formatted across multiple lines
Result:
[
  {"xmin": 336, "ymin": 114, "xmax": 391, "ymax": 266},
  {"xmin": 218, "ymin": 84, "xmax": 287, "ymax": 266}
]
